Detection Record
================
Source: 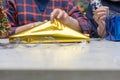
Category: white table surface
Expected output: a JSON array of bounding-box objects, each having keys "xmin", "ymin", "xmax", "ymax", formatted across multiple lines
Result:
[{"xmin": 0, "ymin": 38, "xmax": 120, "ymax": 70}]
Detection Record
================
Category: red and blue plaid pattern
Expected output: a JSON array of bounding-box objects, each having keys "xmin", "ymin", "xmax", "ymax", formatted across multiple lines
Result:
[{"xmin": 4, "ymin": 0, "xmax": 91, "ymax": 34}]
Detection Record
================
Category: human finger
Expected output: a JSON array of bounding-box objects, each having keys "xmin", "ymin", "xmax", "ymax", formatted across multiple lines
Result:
[
  {"xmin": 57, "ymin": 10, "xmax": 65, "ymax": 19},
  {"xmin": 50, "ymin": 9, "xmax": 59, "ymax": 22},
  {"xmin": 93, "ymin": 11, "xmax": 107, "ymax": 23}
]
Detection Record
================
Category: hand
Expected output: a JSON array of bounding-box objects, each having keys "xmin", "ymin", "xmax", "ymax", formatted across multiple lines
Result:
[
  {"xmin": 93, "ymin": 6, "xmax": 109, "ymax": 24},
  {"xmin": 93, "ymin": 6, "xmax": 109, "ymax": 37},
  {"xmin": 50, "ymin": 8, "xmax": 81, "ymax": 31},
  {"xmin": 50, "ymin": 8, "xmax": 69, "ymax": 24}
]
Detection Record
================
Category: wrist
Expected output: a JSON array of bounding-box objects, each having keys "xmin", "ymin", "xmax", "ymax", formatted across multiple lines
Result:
[
  {"xmin": 67, "ymin": 16, "xmax": 75, "ymax": 24},
  {"xmin": 97, "ymin": 26, "xmax": 106, "ymax": 38},
  {"xmin": 65, "ymin": 16, "xmax": 81, "ymax": 31},
  {"xmin": 66, "ymin": 16, "xmax": 77, "ymax": 26}
]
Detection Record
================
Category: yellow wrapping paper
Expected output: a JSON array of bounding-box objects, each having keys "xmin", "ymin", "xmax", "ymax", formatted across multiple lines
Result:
[{"xmin": 9, "ymin": 19, "xmax": 90, "ymax": 43}]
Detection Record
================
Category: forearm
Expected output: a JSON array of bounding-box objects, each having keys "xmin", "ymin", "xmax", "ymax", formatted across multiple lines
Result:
[
  {"xmin": 66, "ymin": 16, "xmax": 81, "ymax": 32},
  {"xmin": 97, "ymin": 21, "xmax": 106, "ymax": 37},
  {"xmin": 15, "ymin": 23, "xmax": 34, "ymax": 33},
  {"xmin": 15, "ymin": 21, "xmax": 44, "ymax": 34}
]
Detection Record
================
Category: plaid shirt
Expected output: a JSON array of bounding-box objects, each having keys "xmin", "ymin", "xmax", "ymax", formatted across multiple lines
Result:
[{"xmin": 4, "ymin": 0, "xmax": 91, "ymax": 34}]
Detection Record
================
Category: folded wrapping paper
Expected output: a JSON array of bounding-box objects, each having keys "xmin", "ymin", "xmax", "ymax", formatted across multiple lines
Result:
[{"xmin": 9, "ymin": 19, "xmax": 90, "ymax": 43}]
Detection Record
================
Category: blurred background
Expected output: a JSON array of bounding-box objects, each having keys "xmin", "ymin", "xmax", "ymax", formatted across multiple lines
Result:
[
  {"xmin": 75, "ymin": 0, "xmax": 89, "ymax": 13},
  {"xmin": 76, "ymin": 0, "xmax": 89, "ymax": 7}
]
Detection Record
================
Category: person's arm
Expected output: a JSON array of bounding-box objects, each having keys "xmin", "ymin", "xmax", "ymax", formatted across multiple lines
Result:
[
  {"xmin": 50, "ymin": 8, "xmax": 80, "ymax": 31},
  {"xmin": 50, "ymin": 0, "xmax": 91, "ymax": 34},
  {"xmin": 4, "ymin": 0, "xmax": 45, "ymax": 34},
  {"xmin": 86, "ymin": 3, "xmax": 100, "ymax": 38},
  {"xmin": 65, "ymin": 15, "xmax": 80, "ymax": 31},
  {"xmin": 15, "ymin": 21, "xmax": 44, "ymax": 33},
  {"xmin": 67, "ymin": 0, "xmax": 91, "ymax": 34},
  {"xmin": 93, "ymin": 6, "xmax": 109, "ymax": 37}
]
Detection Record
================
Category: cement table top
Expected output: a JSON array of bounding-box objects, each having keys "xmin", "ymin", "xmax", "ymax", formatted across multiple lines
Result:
[{"xmin": 0, "ymin": 39, "xmax": 120, "ymax": 70}]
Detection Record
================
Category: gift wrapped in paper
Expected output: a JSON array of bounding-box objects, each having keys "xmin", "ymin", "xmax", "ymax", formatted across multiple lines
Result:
[{"xmin": 9, "ymin": 19, "xmax": 90, "ymax": 43}]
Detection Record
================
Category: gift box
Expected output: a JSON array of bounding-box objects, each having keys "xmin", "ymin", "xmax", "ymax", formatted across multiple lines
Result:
[{"xmin": 9, "ymin": 19, "xmax": 90, "ymax": 43}]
